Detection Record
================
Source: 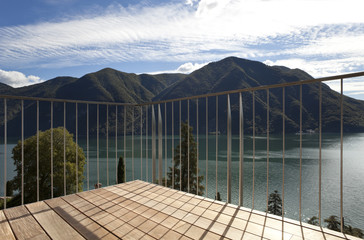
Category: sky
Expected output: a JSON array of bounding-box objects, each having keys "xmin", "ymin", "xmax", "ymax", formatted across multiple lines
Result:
[{"xmin": 0, "ymin": 0, "xmax": 364, "ymax": 99}]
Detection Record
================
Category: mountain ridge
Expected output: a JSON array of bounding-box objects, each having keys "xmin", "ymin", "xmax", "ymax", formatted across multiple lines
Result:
[{"xmin": 0, "ymin": 56, "xmax": 363, "ymax": 136}]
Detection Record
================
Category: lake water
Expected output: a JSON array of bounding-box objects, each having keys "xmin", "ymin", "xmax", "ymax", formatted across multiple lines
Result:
[{"xmin": 1, "ymin": 133, "xmax": 364, "ymax": 229}]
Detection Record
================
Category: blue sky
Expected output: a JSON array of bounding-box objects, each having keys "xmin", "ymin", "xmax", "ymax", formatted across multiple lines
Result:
[{"xmin": 0, "ymin": 0, "xmax": 364, "ymax": 99}]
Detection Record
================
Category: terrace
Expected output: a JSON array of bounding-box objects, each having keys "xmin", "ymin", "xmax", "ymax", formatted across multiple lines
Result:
[{"xmin": 1, "ymin": 71, "xmax": 364, "ymax": 239}]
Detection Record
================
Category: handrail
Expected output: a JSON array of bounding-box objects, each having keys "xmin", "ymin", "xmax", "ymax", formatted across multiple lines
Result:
[
  {"xmin": 137, "ymin": 71, "xmax": 364, "ymax": 106},
  {"xmin": 0, "ymin": 71, "xmax": 363, "ymax": 107}
]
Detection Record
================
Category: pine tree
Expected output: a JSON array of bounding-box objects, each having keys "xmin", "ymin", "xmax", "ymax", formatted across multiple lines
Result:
[
  {"xmin": 165, "ymin": 122, "xmax": 204, "ymax": 195},
  {"xmin": 267, "ymin": 190, "xmax": 282, "ymax": 216},
  {"xmin": 117, "ymin": 156, "xmax": 125, "ymax": 184}
]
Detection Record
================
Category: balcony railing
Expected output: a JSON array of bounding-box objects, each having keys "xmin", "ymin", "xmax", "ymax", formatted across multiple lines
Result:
[{"xmin": 1, "ymin": 71, "xmax": 364, "ymax": 235}]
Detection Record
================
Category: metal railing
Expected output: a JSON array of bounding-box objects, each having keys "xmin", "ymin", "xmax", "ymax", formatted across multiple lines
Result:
[{"xmin": 1, "ymin": 71, "xmax": 364, "ymax": 234}]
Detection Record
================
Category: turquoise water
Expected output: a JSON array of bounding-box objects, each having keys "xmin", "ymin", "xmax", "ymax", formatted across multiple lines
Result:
[{"xmin": 1, "ymin": 133, "xmax": 364, "ymax": 229}]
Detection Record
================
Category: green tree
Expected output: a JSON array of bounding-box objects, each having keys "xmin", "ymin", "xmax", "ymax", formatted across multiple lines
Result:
[
  {"xmin": 307, "ymin": 216, "xmax": 319, "ymax": 226},
  {"xmin": 164, "ymin": 122, "xmax": 204, "ymax": 195},
  {"xmin": 267, "ymin": 190, "xmax": 282, "ymax": 216},
  {"xmin": 8, "ymin": 127, "xmax": 85, "ymax": 207},
  {"xmin": 117, "ymin": 156, "xmax": 125, "ymax": 184},
  {"xmin": 324, "ymin": 215, "xmax": 341, "ymax": 232},
  {"xmin": 215, "ymin": 192, "xmax": 222, "ymax": 201},
  {"xmin": 324, "ymin": 215, "xmax": 363, "ymax": 238}
]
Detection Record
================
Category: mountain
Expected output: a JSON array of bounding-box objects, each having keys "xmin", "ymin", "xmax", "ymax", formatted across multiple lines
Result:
[
  {"xmin": 0, "ymin": 68, "xmax": 185, "ymax": 136},
  {"xmin": 155, "ymin": 57, "xmax": 364, "ymax": 134},
  {"xmin": 0, "ymin": 56, "xmax": 363, "ymax": 137}
]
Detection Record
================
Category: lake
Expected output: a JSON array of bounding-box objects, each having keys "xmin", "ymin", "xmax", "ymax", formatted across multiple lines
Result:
[{"xmin": 1, "ymin": 132, "xmax": 364, "ymax": 229}]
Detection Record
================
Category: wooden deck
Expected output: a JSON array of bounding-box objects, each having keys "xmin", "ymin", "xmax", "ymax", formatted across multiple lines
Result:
[{"xmin": 0, "ymin": 180, "xmax": 359, "ymax": 239}]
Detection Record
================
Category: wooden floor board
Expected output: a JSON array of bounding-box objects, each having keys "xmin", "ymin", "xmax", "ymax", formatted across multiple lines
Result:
[
  {"xmin": 26, "ymin": 201, "xmax": 85, "ymax": 240},
  {"xmin": 0, "ymin": 211, "xmax": 15, "ymax": 240},
  {"xmin": 46, "ymin": 197, "xmax": 118, "ymax": 240},
  {"xmin": 4, "ymin": 205, "xmax": 50, "ymax": 240}
]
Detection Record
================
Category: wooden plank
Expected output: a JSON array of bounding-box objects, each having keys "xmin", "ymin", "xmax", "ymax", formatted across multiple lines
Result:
[
  {"xmin": 26, "ymin": 201, "xmax": 84, "ymax": 240},
  {"xmin": 4, "ymin": 205, "xmax": 50, "ymax": 240},
  {"xmin": 64, "ymin": 193, "xmax": 130, "ymax": 238},
  {"xmin": 46, "ymin": 197, "xmax": 118, "ymax": 240},
  {"xmin": 0, "ymin": 210, "xmax": 15, "ymax": 240}
]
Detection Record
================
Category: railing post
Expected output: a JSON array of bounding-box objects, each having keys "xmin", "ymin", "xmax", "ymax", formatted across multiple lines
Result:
[
  {"xmin": 106, "ymin": 104, "xmax": 109, "ymax": 186},
  {"xmin": 21, "ymin": 100, "xmax": 24, "ymax": 205},
  {"xmin": 215, "ymin": 96, "xmax": 218, "ymax": 199},
  {"xmin": 96, "ymin": 104, "xmax": 99, "ymax": 187},
  {"xmin": 172, "ymin": 102, "xmax": 174, "ymax": 188},
  {"xmin": 3, "ymin": 99, "xmax": 6, "ymax": 209},
  {"xmin": 86, "ymin": 103, "xmax": 89, "ymax": 190},
  {"xmin": 165, "ymin": 103, "xmax": 167, "ymax": 187},
  {"xmin": 36, "ymin": 101, "xmax": 39, "ymax": 202},
  {"xmin": 187, "ymin": 99, "xmax": 190, "ymax": 193},
  {"xmin": 76, "ymin": 103, "xmax": 78, "ymax": 193},
  {"xmin": 239, "ymin": 93, "xmax": 244, "ymax": 206},
  {"xmin": 227, "ymin": 94, "xmax": 231, "ymax": 203},
  {"xmin": 205, "ymin": 97, "xmax": 208, "ymax": 198},
  {"xmin": 124, "ymin": 106, "xmax": 126, "ymax": 182},
  {"xmin": 158, "ymin": 104, "xmax": 163, "ymax": 185},
  {"xmin": 115, "ymin": 105, "xmax": 118, "ymax": 184},
  {"xmin": 340, "ymin": 78, "xmax": 344, "ymax": 233},
  {"xmin": 266, "ymin": 90, "xmax": 269, "ymax": 211},
  {"xmin": 64, "ymin": 102, "xmax": 66, "ymax": 196},
  {"xmin": 132, "ymin": 106, "xmax": 134, "ymax": 180},
  {"xmin": 141, "ymin": 106, "xmax": 143, "ymax": 180},
  {"xmin": 152, "ymin": 105, "xmax": 156, "ymax": 183},
  {"xmin": 146, "ymin": 105, "xmax": 148, "ymax": 182},
  {"xmin": 252, "ymin": 91, "xmax": 255, "ymax": 209},
  {"xmin": 196, "ymin": 98, "xmax": 199, "ymax": 195}
]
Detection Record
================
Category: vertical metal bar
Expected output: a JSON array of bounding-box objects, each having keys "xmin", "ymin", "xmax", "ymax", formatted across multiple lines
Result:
[
  {"xmin": 179, "ymin": 100, "xmax": 182, "ymax": 191},
  {"xmin": 319, "ymin": 82, "xmax": 322, "ymax": 226},
  {"xmin": 146, "ymin": 106, "xmax": 148, "ymax": 182},
  {"xmin": 3, "ymin": 99, "xmax": 7, "ymax": 209},
  {"xmin": 239, "ymin": 93, "xmax": 244, "ymax": 206},
  {"xmin": 64, "ymin": 102, "xmax": 66, "ymax": 196},
  {"xmin": 86, "ymin": 104, "xmax": 89, "ymax": 190},
  {"xmin": 340, "ymin": 78, "xmax": 344, "ymax": 233},
  {"xmin": 97, "ymin": 104, "xmax": 99, "ymax": 187},
  {"xmin": 282, "ymin": 87, "xmax": 286, "ymax": 220},
  {"xmin": 266, "ymin": 90, "xmax": 270, "ymax": 211},
  {"xmin": 141, "ymin": 106, "xmax": 143, "ymax": 180},
  {"xmin": 196, "ymin": 98, "xmax": 199, "ymax": 195},
  {"xmin": 227, "ymin": 94, "xmax": 231, "ymax": 203},
  {"xmin": 216, "ymin": 96, "xmax": 218, "ymax": 199},
  {"xmin": 187, "ymin": 99, "xmax": 190, "ymax": 193},
  {"xmin": 252, "ymin": 91, "xmax": 255, "ymax": 209},
  {"xmin": 106, "ymin": 105, "xmax": 109, "ymax": 186},
  {"xmin": 115, "ymin": 106, "xmax": 118, "ymax": 184},
  {"xmin": 51, "ymin": 101, "xmax": 54, "ymax": 197},
  {"xmin": 37, "ymin": 101, "xmax": 39, "ymax": 202},
  {"xmin": 21, "ymin": 100, "xmax": 24, "ymax": 205},
  {"xmin": 124, "ymin": 106, "xmax": 126, "ymax": 182},
  {"xmin": 172, "ymin": 102, "xmax": 174, "ymax": 188},
  {"xmin": 158, "ymin": 104, "xmax": 163, "ymax": 185},
  {"xmin": 132, "ymin": 106, "xmax": 134, "ymax": 180},
  {"xmin": 299, "ymin": 85, "xmax": 302, "ymax": 222},
  {"xmin": 206, "ymin": 97, "xmax": 208, "ymax": 197},
  {"xmin": 152, "ymin": 105, "xmax": 156, "ymax": 183},
  {"xmin": 76, "ymin": 103, "xmax": 78, "ymax": 193},
  {"xmin": 165, "ymin": 102, "xmax": 167, "ymax": 187}
]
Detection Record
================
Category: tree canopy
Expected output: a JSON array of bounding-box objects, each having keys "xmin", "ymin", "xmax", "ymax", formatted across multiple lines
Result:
[
  {"xmin": 8, "ymin": 127, "xmax": 85, "ymax": 206},
  {"xmin": 164, "ymin": 122, "xmax": 204, "ymax": 195}
]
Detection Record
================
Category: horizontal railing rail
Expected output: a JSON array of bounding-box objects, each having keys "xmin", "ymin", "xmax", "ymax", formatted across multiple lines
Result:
[{"xmin": 1, "ymin": 70, "xmax": 364, "ymax": 236}]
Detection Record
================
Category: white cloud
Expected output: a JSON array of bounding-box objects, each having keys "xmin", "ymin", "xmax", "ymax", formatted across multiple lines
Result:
[
  {"xmin": 148, "ymin": 61, "xmax": 209, "ymax": 75},
  {"xmin": 176, "ymin": 62, "xmax": 209, "ymax": 73},
  {"xmin": 0, "ymin": 0, "xmax": 363, "ymax": 76},
  {"xmin": 0, "ymin": 69, "xmax": 43, "ymax": 88}
]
